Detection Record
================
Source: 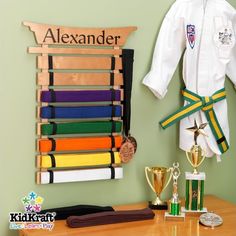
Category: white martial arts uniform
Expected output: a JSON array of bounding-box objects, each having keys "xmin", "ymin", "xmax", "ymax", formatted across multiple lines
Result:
[{"xmin": 143, "ymin": 0, "xmax": 236, "ymax": 158}]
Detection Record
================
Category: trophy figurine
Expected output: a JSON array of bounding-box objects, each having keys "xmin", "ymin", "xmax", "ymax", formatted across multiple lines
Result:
[
  {"xmin": 145, "ymin": 166, "xmax": 173, "ymax": 209},
  {"xmin": 165, "ymin": 162, "xmax": 185, "ymax": 220},
  {"xmin": 182, "ymin": 120, "xmax": 208, "ymax": 213}
]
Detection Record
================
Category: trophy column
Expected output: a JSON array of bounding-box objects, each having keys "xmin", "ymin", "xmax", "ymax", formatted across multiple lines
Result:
[{"xmin": 185, "ymin": 172, "xmax": 206, "ymax": 211}]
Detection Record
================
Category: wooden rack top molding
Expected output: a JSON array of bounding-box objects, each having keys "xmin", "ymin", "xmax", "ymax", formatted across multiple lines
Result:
[{"xmin": 23, "ymin": 22, "xmax": 137, "ymax": 46}]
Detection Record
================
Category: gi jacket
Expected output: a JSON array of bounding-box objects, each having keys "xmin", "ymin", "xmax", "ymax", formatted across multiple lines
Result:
[{"xmin": 143, "ymin": 0, "xmax": 236, "ymax": 158}]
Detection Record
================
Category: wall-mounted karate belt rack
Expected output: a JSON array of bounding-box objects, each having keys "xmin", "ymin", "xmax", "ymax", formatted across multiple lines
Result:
[{"xmin": 23, "ymin": 22, "xmax": 137, "ymax": 184}]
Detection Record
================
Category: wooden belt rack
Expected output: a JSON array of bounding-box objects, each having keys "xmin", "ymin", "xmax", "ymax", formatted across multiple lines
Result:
[{"xmin": 23, "ymin": 21, "xmax": 137, "ymax": 184}]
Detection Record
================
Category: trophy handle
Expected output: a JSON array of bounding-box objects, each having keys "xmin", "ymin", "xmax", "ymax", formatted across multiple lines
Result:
[
  {"xmin": 185, "ymin": 150, "xmax": 206, "ymax": 168},
  {"xmin": 145, "ymin": 167, "xmax": 156, "ymax": 194},
  {"xmin": 185, "ymin": 151, "xmax": 194, "ymax": 168},
  {"xmin": 162, "ymin": 167, "xmax": 173, "ymax": 192}
]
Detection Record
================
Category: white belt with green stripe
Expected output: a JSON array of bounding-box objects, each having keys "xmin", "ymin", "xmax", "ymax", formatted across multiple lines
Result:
[{"xmin": 160, "ymin": 88, "xmax": 228, "ymax": 154}]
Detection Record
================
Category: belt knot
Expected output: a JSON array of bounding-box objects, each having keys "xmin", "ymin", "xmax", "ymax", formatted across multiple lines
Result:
[{"xmin": 201, "ymin": 96, "xmax": 214, "ymax": 111}]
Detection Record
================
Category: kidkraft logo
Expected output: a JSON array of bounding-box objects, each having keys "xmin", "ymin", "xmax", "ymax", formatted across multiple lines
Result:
[{"xmin": 9, "ymin": 191, "xmax": 56, "ymax": 231}]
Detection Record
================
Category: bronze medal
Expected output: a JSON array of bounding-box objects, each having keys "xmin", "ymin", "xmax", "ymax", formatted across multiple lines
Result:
[
  {"xmin": 128, "ymin": 136, "xmax": 137, "ymax": 153},
  {"xmin": 119, "ymin": 139, "xmax": 135, "ymax": 163}
]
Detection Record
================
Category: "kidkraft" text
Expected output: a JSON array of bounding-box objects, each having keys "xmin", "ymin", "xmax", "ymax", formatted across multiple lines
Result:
[{"xmin": 9, "ymin": 212, "xmax": 55, "ymax": 222}]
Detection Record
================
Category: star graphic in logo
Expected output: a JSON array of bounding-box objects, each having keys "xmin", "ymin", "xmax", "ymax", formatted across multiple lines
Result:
[
  {"xmin": 22, "ymin": 196, "xmax": 30, "ymax": 205},
  {"xmin": 25, "ymin": 204, "xmax": 33, "ymax": 212},
  {"xmin": 28, "ymin": 191, "xmax": 37, "ymax": 200},
  {"xmin": 22, "ymin": 192, "xmax": 46, "ymax": 213},
  {"xmin": 33, "ymin": 204, "xmax": 42, "ymax": 212},
  {"xmin": 35, "ymin": 196, "xmax": 44, "ymax": 205}
]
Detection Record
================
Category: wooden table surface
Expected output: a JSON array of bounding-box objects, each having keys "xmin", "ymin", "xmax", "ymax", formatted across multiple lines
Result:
[{"xmin": 19, "ymin": 195, "xmax": 236, "ymax": 236}]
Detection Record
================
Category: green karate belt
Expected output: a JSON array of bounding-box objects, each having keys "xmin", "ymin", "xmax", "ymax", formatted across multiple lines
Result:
[
  {"xmin": 160, "ymin": 88, "xmax": 229, "ymax": 154},
  {"xmin": 41, "ymin": 121, "xmax": 122, "ymax": 135}
]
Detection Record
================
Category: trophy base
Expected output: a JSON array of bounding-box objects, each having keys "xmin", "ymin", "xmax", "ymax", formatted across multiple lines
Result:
[
  {"xmin": 148, "ymin": 201, "xmax": 168, "ymax": 210},
  {"xmin": 164, "ymin": 212, "xmax": 185, "ymax": 221},
  {"xmin": 181, "ymin": 207, "xmax": 207, "ymax": 215}
]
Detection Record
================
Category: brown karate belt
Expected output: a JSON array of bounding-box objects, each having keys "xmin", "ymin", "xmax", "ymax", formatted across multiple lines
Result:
[{"xmin": 66, "ymin": 208, "xmax": 155, "ymax": 228}]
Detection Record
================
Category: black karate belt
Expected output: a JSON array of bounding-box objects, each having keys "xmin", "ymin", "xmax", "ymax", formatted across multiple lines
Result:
[
  {"xmin": 48, "ymin": 170, "xmax": 54, "ymax": 184},
  {"xmin": 49, "ymin": 154, "xmax": 56, "ymax": 168},
  {"xmin": 39, "ymin": 205, "xmax": 114, "ymax": 220},
  {"xmin": 121, "ymin": 49, "xmax": 134, "ymax": 137}
]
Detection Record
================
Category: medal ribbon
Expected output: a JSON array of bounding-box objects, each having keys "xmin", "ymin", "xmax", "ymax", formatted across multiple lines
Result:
[{"xmin": 122, "ymin": 49, "xmax": 134, "ymax": 137}]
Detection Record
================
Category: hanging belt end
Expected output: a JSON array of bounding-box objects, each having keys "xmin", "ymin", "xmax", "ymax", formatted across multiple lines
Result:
[{"xmin": 159, "ymin": 121, "xmax": 166, "ymax": 130}]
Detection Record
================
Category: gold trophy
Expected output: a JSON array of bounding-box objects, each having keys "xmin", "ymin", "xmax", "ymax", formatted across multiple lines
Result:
[
  {"xmin": 186, "ymin": 145, "xmax": 205, "ymax": 174},
  {"xmin": 182, "ymin": 120, "xmax": 208, "ymax": 213},
  {"xmin": 145, "ymin": 166, "xmax": 173, "ymax": 209},
  {"xmin": 185, "ymin": 120, "xmax": 206, "ymax": 175}
]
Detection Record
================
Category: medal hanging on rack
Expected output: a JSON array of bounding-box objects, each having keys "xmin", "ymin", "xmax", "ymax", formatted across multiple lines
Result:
[
  {"xmin": 118, "ymin": 49, "xmax": 137, "ymax": 163},
  {"xmin": 119, "ymin": 134, "xmax": 137, "ymax": 163},
  {"xmin": 128, "ymin": 135, "xmax": 137, "ymax": 153}
]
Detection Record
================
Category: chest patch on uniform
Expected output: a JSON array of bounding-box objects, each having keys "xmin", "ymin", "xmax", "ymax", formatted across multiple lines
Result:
[
  {"xmin": 187, "ymin": 25, "xmax": 195, "ymax": 49},
  {"xmin": 218, "ymin": 28, "xmax": 233, "ymax": 46}
]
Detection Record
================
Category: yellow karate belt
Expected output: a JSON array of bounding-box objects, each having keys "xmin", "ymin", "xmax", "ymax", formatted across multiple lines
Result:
[
  {"xmin": 39, "ymin": 152, "xmax": 121, "ymax": 168},
  {"xmin": 160, "ymin": 88, "xmax": 229, "ymax": 154}
]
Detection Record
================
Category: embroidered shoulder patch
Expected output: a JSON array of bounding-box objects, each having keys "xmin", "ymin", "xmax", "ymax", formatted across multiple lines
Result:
[{"xmin": 187, "ymin": 25, "xmax": 195, "ymax": 49}]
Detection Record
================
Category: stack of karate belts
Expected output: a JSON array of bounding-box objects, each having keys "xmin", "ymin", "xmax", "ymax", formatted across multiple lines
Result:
[
  {"xmin": 40, "ymin": 205, "xmax": 155, "ymax": 227},
  {"xmin": 35, "ymin": 49, "xmax": 134, "ymax": 184}
]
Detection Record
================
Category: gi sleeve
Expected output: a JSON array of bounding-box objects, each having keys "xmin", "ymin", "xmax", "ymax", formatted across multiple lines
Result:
[
  {"xmin": 226, "ymin": 14, "xmax": 236, "ymax": 87},
  {"xmin": 143, "ymin": 1, "xmax": 186, "ymax": 99}
]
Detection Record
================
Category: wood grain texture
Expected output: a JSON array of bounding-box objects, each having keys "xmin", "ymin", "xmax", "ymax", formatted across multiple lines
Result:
[
  {"xmin": 37, "ymin": 72, "xmax": 123, "ymax": 86},
  {"xmin": 29, "ymin": 47, "xmax": 122, "ymax": 55},
  {"xmin": 37, "ymin": 56, "xmax": 122, "ymax": 70},
  {"xmin": 19, "ymin": 195, "xmax": 236, "ymax": 236}
]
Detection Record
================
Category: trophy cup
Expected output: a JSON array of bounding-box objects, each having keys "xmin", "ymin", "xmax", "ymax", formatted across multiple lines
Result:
[
  {"xmin": 145, "ymin": 166, "xmax": 173, "ymax": 209},
  {"xmin": 165, "ymin": 162, "xmax": 185, "ymax": 220},
  {"xmin": 182, "ymin": 120, "xmax": 208, "ymax": 213}
]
